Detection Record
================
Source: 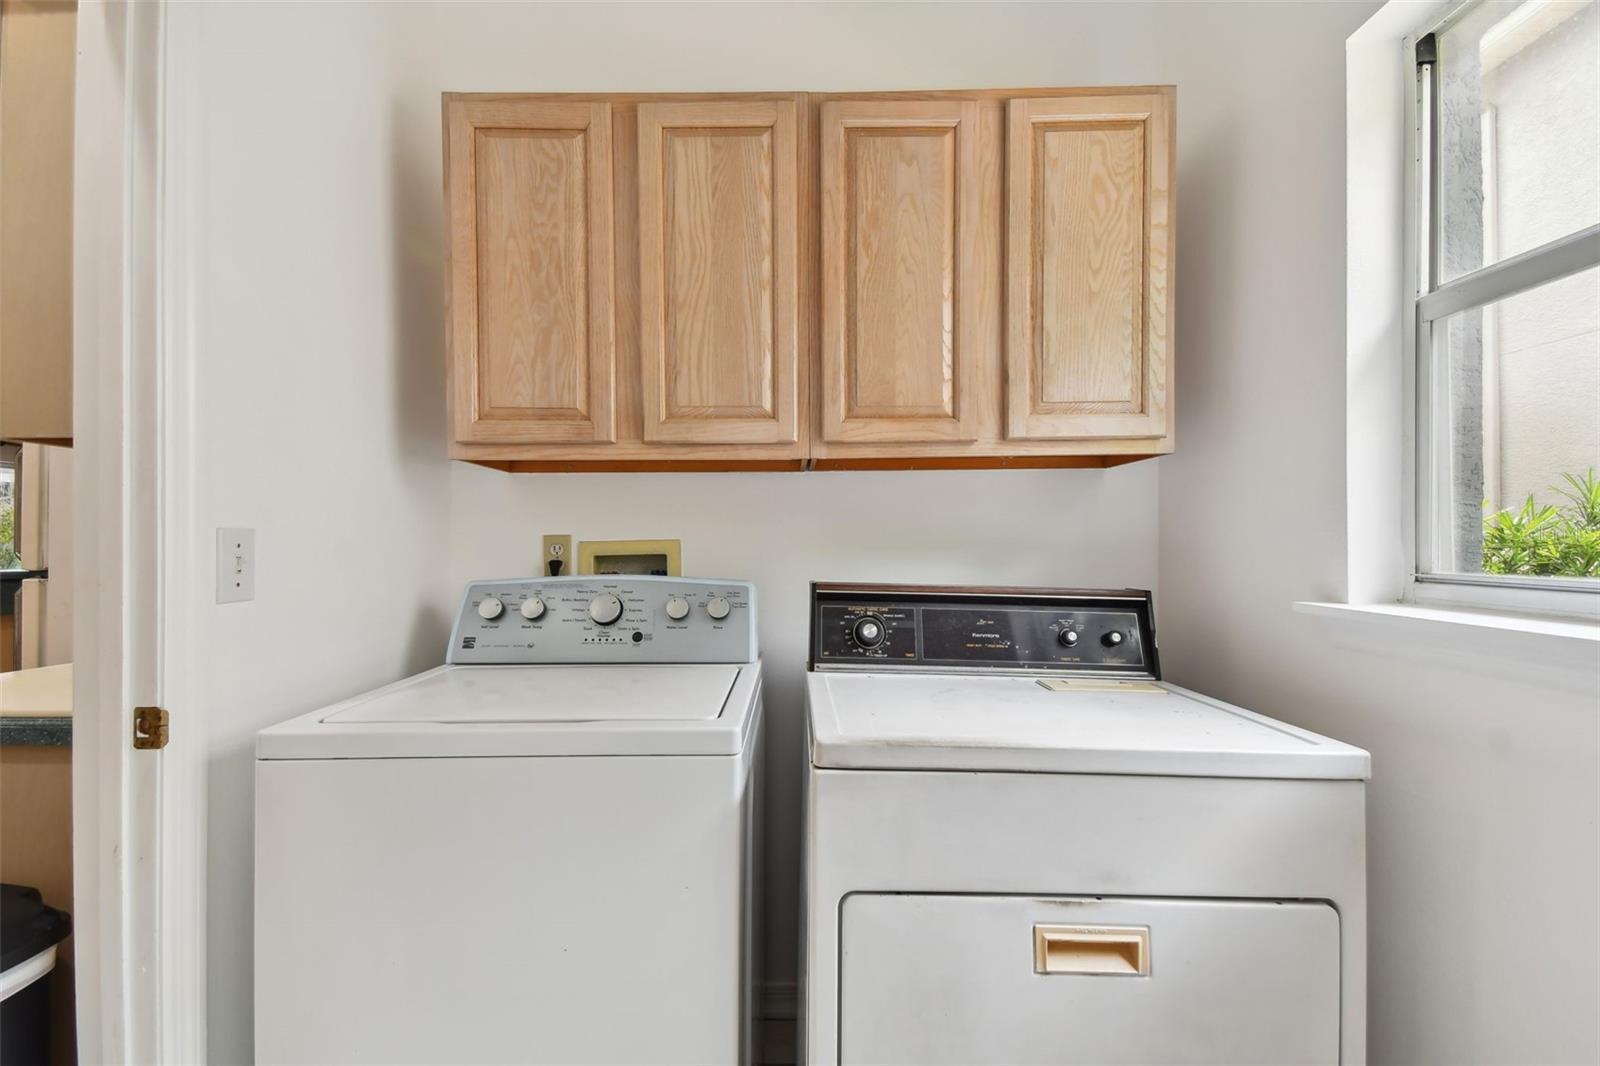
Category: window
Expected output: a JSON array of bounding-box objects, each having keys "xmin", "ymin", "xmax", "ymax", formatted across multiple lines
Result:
[
  {"xmin": 1412, "ymin": 0, "xmax": 1600, "ymax": 611},
  {"xmin": 0, "ymin": 443, "xmax": 19, "ymax": 570}
]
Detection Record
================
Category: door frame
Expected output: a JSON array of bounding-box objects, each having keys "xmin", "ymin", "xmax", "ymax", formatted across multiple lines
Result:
[{"xmin": 72, "ymin": 1, "xmax": 206, "ymax": 1061}]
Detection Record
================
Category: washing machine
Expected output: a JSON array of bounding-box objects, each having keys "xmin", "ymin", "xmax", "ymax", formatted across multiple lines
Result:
[
  {"xmin": 256, "ymin": 575, "xmax": 763, "ymax": 1066},
  {"xmin": 801, "ymin": 583, "xmax": 1370, "ymax": 1066}
]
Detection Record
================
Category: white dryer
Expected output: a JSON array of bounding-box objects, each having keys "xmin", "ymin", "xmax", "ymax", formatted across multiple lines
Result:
[
  {"xmin": 256, "ymin": 575, "xmax": 763, "ymax": 1066},
  {"xmin": 802, "ymin": 583, "xmax": 1370, "ymax": 1066}
]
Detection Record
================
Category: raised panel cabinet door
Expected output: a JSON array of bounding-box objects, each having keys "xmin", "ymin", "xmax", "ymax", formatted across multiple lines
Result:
[
  {"xmin": 1005, "ymin": 93, "xmax": 1174, "ymax": 441},
  {"xmin": 637, "ymin": 99, "xmax": 800, "ymax": 444},
  {"xmin": 445, "ymin": 98, "xmax": 616, "ymax": 444},
  {"xmin": 820, "ymin": 100, "xmax": 980, "ymax": 443}
]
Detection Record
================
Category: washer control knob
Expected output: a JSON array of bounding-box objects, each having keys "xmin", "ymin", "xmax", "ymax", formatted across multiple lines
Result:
[
  {"xmin": 1058, "ymin": 628, "xmax": 1080, "ymax": 647},
  {"xmin": 588, "ymin": 593, "xmax": 624, "ymax": 626},
  {"xmin": 519, "ymin": 597, "xmax": 546, "ymax": 621},
  {"xmin": 477, "ymin": 596, "xmax": 504, "ymax": 620},
  {"xmin": 664, "ymin": 596, "xmax": 691, "ymax": 621},
  {"xmin": 705, "ymin": 596, "xmax": 732, "ymax": 621},
  {"xmin": 1101, "ymin": 630, "xmax": 1125, "ymax": 648},
  {"xmin": 852, "ymin": 616, "xmax": 887, "ymax": 649}
]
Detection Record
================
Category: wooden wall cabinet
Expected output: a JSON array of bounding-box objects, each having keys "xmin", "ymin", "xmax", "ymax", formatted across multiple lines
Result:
[
  {"xmin": 446, "ymin": 98, "xmax": 616, "ymax": 445},
  {"xmin": 818, "ymin": 100, "xmax": 980, "ymax": 445},
  {"xmin": 638, "ymin": 100, "xmax": 800, "ymax": 446},
  {"xmin": 444, "ymin": 87, "xmax": 1175, "ymax": 472},
  {"xmin": 1005, "ymin": 94, "xmax": 1172, "ymax": 443}
]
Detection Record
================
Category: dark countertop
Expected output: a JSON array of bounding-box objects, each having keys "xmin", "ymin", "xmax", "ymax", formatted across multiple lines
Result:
[{"xmin": 0, "ymin": 715, "xmax": 71, "ymax": 746}]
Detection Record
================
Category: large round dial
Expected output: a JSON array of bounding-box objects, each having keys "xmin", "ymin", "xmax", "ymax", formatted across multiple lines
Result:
[
  {"xmin": 477, "ymin": 596, "xmax": 504, "ymax": 620},
  {"xmin": 588, "ymin": 593, "xmax": 624, "ymax": 626},
  {"xmin": 519, "ymin": 597, "xmax": 546, "ymax": 621},
  {"xmin": 664, "ymin": 595, "xmax": 691, "ymax": 621},
  {"xmin": 1101, "ymin": 630, "xmax": 1125, "ymax": 648},
  {"xmin": 705, "ymin": 596, "xmax": 732, "ymax": 621},
  {"xmin": 1058, "ymin": 628, "xmax": 1080, "ymax": 647},
  {"xmin": 852, "ymin": 615, "xmax": 887, "ymax": 649}
]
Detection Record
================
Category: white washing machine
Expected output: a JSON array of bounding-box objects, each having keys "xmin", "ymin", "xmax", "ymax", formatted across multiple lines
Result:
[
  {"xmin": 256, "ymin": 575, "xmax": 763, "ymax": 1066},
  {"xmin": 801, "ymin": 583, "xmax": 1371, "ymax": 1066}
]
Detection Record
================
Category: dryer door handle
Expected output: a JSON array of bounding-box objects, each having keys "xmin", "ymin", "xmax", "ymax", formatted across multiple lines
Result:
[{"xmin": 1032, "ymin": 924, "xmax": 1149, "ymax": 977}]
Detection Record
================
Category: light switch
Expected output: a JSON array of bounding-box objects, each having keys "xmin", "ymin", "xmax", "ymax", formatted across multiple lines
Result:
[{"xmin": 216, "ymin": 527, "xmax": 255, "ymax": 603}]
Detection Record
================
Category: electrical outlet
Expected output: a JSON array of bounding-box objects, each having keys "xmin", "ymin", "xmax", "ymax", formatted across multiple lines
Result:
[
  {"xmin": 542, "ymin": 534, "xmax": 573, "ymax": 578},
  {"xmin": 216, "ymin": 528, "xmax": 255, "ymax": 603}
]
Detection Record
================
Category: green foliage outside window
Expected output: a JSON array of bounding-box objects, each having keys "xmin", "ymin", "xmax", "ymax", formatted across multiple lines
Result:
[
  {"xmin": 0, "ymin": 495, "xmax": 16, "ymax": 569},
  {"xmin": 1482, "ymin": 469, "xmax": 1600, "ymax": 578}
]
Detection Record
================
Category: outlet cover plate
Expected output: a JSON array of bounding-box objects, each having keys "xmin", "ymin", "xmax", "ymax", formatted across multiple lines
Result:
[{"xmin": 217, "ymin": 528, "xmax": 255, "ymax": 603}]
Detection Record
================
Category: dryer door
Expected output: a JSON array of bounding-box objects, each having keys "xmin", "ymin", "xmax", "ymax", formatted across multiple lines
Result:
[{"xmin": 840, "ymin": 894, "xmax": 1339, "ymax": 1065}]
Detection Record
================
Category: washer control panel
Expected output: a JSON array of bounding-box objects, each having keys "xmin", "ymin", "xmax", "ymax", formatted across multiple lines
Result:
[
  {"xmin": 448, "ymin": 576, "xmax": 756, "ymax": 664},
  {"xmin": 810, "ymin": 583, "xmax": 1158, "ymax": 678}
]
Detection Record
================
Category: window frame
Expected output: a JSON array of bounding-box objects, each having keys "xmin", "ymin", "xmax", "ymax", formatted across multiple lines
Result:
[{"xmin": 1405, "ymin": 0, "xmax": 1600, "ymax": 618}]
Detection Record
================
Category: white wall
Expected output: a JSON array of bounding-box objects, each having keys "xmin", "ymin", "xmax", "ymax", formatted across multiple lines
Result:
[
  {"xmin": 181, "ymin": 6, "xmax": 455, "ymax": 1062},
  {"xmin": 179, "ymin": 3, "xmax": 1599, "ymax": 1063},
  {"xmin": 1157, "ymin": 5, "xmax": 1600, "ymax": 1066}
]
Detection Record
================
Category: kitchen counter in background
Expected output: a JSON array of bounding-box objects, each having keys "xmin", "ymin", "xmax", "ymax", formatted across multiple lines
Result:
[
  {"xmin": 0, "ymin": 663, "xmax": 72, "ymax": 745},
  {"xmin": 0, "ymin": 660, "xmax": 75, "ymax": 1065}
]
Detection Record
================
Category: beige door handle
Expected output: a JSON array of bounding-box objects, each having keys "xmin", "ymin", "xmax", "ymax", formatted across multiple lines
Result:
[{"xmin": 1033, "ymin": 924, "xmax": 1149, "ymax": 976}]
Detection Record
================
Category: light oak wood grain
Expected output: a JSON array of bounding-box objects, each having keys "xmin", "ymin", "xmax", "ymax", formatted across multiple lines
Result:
[
  {"xmin": 638, "ymin": 99, "xmax": 800, "ymax": 444},
  {"xmin": 445, "ymin": 98, "xmax": 616, "ymax": 443},
  {"xmin": 1005, "ymin": 93, "xmax": 1173, "ymax": 441},
  {"xmin": 443, "ymin": 88, "xmax": 1173, "ymax": 470},
  {"xmin": 819, "ymin": 100, "xmax": 979, "ymax": 443}
]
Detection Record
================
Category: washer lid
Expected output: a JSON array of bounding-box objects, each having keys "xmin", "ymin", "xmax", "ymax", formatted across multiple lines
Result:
[
  {"xmin": 324, "ymin": 665, "xmax": 738, "ymax": 724},
  {"xmin": 257, "ymin": 663, "xmax": 759, "ymax": 760},
  {"xmin": 808, "ymin": 673, "xmax": 1370, "ymax": 780}
]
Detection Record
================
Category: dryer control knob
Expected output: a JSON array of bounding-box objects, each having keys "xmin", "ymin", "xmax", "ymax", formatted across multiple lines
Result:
[
  {"xmin": 852, "ymin": 616, "xmax": 887, "ymax": 649},
  {"xmin": 664, "ymin": 596, "xmax": 691, "ymax": 621},
  {"xmin": 520, "ymin": 597, "xmax": 546, "ymax": 621},
  {"xmin": 477, "ymin": 596, "xmax": 504, "ymax": 621},
  {"xmin": 1058, "ymin": 629, "xmax": 1080, "ymax": 647},
  {"xmin": 705, "ymin": 596, "xmax": 732, "ymax": 621},
  {"xmin": 588, "ymin": 593, "xmax": 624, "ymax": 626},
  {"xmin": 1101, "ymin": 630, "xmax": 1125, "ymax": 648}
]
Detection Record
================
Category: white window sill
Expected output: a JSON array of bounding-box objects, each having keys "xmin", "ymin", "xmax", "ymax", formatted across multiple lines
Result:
[
  {"xmin": 1295, "ymin": 600, "xmax": 1600, "ymax": 642},
  {"xmin": 1294, "ymin": 600, "xmax": 1600, "ymax": 679}
]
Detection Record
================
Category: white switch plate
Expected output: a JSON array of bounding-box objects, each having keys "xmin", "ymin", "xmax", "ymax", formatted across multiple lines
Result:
[{"xmin": 217, "ymin": 528, "xmax": 255, "ymax": 603}]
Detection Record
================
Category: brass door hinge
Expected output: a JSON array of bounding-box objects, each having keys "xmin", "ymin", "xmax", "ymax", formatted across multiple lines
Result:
[{"xmin": 133, "ymin": 706, "xmax": 169, "ymax": 750}]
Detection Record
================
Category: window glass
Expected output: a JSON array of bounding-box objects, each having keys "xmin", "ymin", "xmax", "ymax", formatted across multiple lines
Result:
[
  {"xmin": 1435, "ymin": 265, "xmax": 1600, "ymax": 577},
  {"xmin": 0, "ymin": 460, "xmax": 16, "ymax": 570},
  {"xmin": 1436, "ymin": 0, "xmax": 1599, "ymax": 283}
]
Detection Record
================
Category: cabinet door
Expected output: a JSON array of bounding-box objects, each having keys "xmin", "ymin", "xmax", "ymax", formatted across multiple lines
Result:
[
  {"xmin": 445, "ymin": 99, "xmax": 615, "ymax": 444},
  {"xmin": 637, "ymin": 99, "xmax": 800, "ymax": 445},
  {"xmin": 819, "ymin": 100, "xmax": 980, "ymax": 443},
  {"xmin": 1005, "ymin": 93, "xmax": 1173, "ymax": 441},
  {"xmin": 840, "ymin": 894, "xmax": 1339, "ymax": 1066}
]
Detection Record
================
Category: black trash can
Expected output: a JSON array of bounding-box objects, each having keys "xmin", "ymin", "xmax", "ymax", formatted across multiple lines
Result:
[{"xmin": 1, "ymin": 884, "xmax": 72, "ymax": 1066}]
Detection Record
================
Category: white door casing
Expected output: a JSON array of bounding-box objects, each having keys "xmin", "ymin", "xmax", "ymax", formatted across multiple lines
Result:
[{"xmin": 72, "ymin": 2, "xmax": 206, "ymax": 1062}]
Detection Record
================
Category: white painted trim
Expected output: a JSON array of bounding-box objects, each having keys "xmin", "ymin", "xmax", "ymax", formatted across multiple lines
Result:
[
  {"xmin": 1417, "ymin": 223, "xmax": 1600, "ymax": 322},
  {"xmin": 72, "ymin": 2, "xmax": 206, "ymax": 1062},
  {"xmin": 1345, "ymin": 0, "xmax": 1600, "ymax": 623},
  {"xmin": 1295, "ymin": 600, "xmax": 1599, "ymax": 642},
  {"xmin": 158, "ymin": 5, "xmax": 209, "ymax": 1061},
  {"xmin": 1294, "ymin": 600, "xmax": 1600, "ymax": 680},
  {"xmin": 1345, "ymin": 0, "xmax": 1454, "ymax": 604}
]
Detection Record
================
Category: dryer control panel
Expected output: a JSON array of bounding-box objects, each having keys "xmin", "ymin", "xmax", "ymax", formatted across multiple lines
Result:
[
  {"xmin": 448, "ymin": 576, "xmax": 756, "ymax": 665},
  {"xmin": 809, "ymin": 583, "xmax": 1158, "ymax": 678}
]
